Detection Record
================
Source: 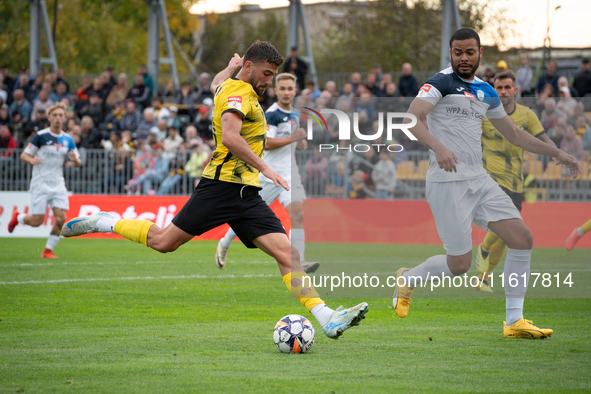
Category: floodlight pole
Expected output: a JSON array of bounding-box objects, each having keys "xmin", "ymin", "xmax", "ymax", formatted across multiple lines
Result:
[
  {"xmin": 286, "ymin": 0, "xmax": 318, "ymax": 89},
  {"xmin": 30, "ymin": 0, "xmax": 59, "ymax": 76},
  {"xmin": 439, "ymin": 0, "xmax": 461, "ymax": 70},
  {"xmin": 146, "ymin": 0, "xmax": 179, "ymax": 92}
]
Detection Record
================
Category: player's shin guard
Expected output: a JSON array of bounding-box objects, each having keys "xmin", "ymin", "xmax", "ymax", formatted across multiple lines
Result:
[
  {"xmin": 504, "ymin": 248, "xmax": 531, "ymax": 326},
  {"xmin": 282, "ymin": 271, "xmax": 324, "ymax": 311},
  {"xmin": 486, "ymin": 238, "xmax": 507, "ymax": 276},
  {"xmin": 114, "ymin": 219, "xmax": 155, "ymax": 246}
]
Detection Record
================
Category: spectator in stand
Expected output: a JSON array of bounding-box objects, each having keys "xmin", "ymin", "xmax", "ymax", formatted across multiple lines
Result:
[
  {"xmin": 101, "ymin": 145, "xmax": 131, "ymax": 194},
  {"xmin": 535, "ymin": 59, "xmax": 560, "ymax": 96},
  {"xmin": 105, "ymin": 66, "xmax": 116, "ymax": 86},
  {"xmin": 375, "ymin": 83, "xmax": 399, "ymax": 113},
  {"xmin": 162, "ymin": 126, "xmax": 183, "ymax": 152},
  {"xmin": 194, "ymin": 73, "xmax": 213, "ymax": 104},
  {"xmin": 0, "ymin": 104, "xmax": 10, "ymax": 126},
  {"xmin": 496, "ymin": 60, "xmax": 508, "ymax": 73},
  {"xmin": 54, "ymin": 82, "xmax": 69, "ymax": 103},
  {"xmin": 549, "ymin": 116, "xmax": 565, "ymax": 145},
  {"xmin": 69, "ymin": 91, "xmax": 83, "ymax": 115},
  {"xmin": 31, "ymin": 89, "xmax": 53, "ymax": 121},
  {"xmin": 65, "ymin": 118, "xmax": 78, "ymax": 134},
  {"xmin": 100, "ymin": 71, "xmax": 114, "ymax": 98},
  {"xmin": 541, "ymin": 98, "xmax": 564, "ymax": 126},
  {"xmin": 572, "ymin": 102, "xmax": 591, "ymax": 127},
  {"xmin": 336, "ymin": 82, "xmax": 355, "ymax": 109},
  {"xmin": 581, "ymin": 127, "xmax": 591, "ymax": 153},
  {"xmin": 481, "ymin": 67, "xmax": 496, "ymax": 86},
  {"xmin": 10, "ymin": 112, "xmax": 27, "ymax": 147},
  {"xmin": 127, "ymin": 139, "xmax": 155, "ymax": 195},
  {"xmin": 184, "ymin": 139, "xmax": 211, "ymax": 187},
  {"xmin": 13, "ymin": 74, "xmax": 32, "ymax": 102},
  {"xmin": 119, "ymin": 100, "xmax": 142, "ymax": 132},
  {"xmin": 78, "ymin": 92, "xmax": 104, "ymax": 127},
  {"xmin": 121, "ymin": 130, "xmax": 134, "ymax": 152},
  {"xmin": 558, "ymin": 76, "xmax": 578, "ymax": 98},
  {"xmin": 325, "ymin": 81, "xmax": 338, "ymax": 98},
  {"xmin": 398, "ymin": 63, "xmax": 419, "ymax": 97},
  {"xmin": 535, "ymin": 83, "xmax": 555, "ymax": 114},
  {"xmin": 138, "ymin": 64, "xmax": 154, "ymax": 101},
  {"xmin": 366, "ymin": 72, "xmax": 381, "ymax": 96},
  {"xmin": 305, "ymin": 81, "xmax": 321, "ymax": 99},
  {"xmin": 372, "ymin": 150, "xmax": 397, "ymax": 200},
  {"xmin": 573, "ymin": 58, "xmax": 591, "ymax": 98},
  {"xmin": 542, "ymin": 110, "xmax": 558, "ymax": 139},
  {"xmin": 350, "ymin": 72, "xmax": 362, "ymax": 93},
  {"xmin": 372, "ymin": 63, "xmax": 384, "ymax": 86},
  {"xmin": 166, "ymin": 106, "xmax": 181, "ymax": 130},
  {"xmin": 305, "ymin": 151, "xmax": 328, "ymax": 185},
  {"xmin": 516, "ymin": 55, "xmax": 533, "ymax": 96},
  {"xmin": 353, "ymin": 93, "xmax": 375, "ymax": 135},
  {"xmin": 150, "ymin": 96, "xmax": 170, "ymax": 120},
  {"xmin": 79, "ymin": 115, "xmax": 103, "ymax": 149},
  {"xmin": 87, "ymin": 77, "xmax": 106, "ymax": 101},
  {"xmin": 77, "ymin": 77, "xmax": 92, "ymax": 102},
  {"xmin": 183, "ymin": 125, "xmax": 202, "ymax": 145},
  {"xmin": 68, "ymin": 124, "xmax": 83, "ymax": 147},
  {"xmin": 127, "ymin": 74, "xmax": 150, "ymax": 110},
  {"xmin": 283, "ymin": 47, "xmax": 308, "ymax": 91},
  {"xmin": 1, "ymin": 66, "xmax": 15, "ymax": 97},
  {"xmin": 176, "ymin": 81, "xmax": 196, "ymax": 118},
  {"xmin": 55, "ymin": 69, "xmax": 69, "ymax": 93},
  {"xmin": 136, "ymin": 108, "xmax": 157, "ymax": 141},
  {"xmin": 133, "ymin": 145, "xmax": 168, "ymax": 194},
  {"xmin": 348, "ymin": 169, "xmax": 371, "ymax": 199},
  {"xmin": 9, "ymin": 89, "xmax": 32, "ymax": 121},
  {"xmin": 0, "ymin": 124, "xmax": 17, "ymax": 157},
  {"xmin": 557, "ymin": 86, "xmax": 577, "ymax": 119},
  {"xmin": 260, "ymin": 86, "xmax": 276, "ymax": 111},
  {"xmin": 104, "ymin": 100, "xmax": 125, "ymax": 133},
  {"xmin": 561, "ymin": 124, "xmax": 584, "ymax": 161},
  {"xmin": 24, "ymin": 108, "xmax": 50, "ymax": 138},
  {"xmin": 377, "ymin": 73, "xmax": 393, "ymax": 97},
  {"xmin": 0, "ymin": 74, "xmax": 7, "ymax": 104},
  {"xmin": 325, "ymin": 161, "xmax": 346, "ymax": 197},
  {"xmin": 575, "ymin": 115, "xmax": 590, "ymax": 140},
  {"xmin": 28, "ymin": 73, "xmax": 44, "ymax": 102},
  {"xmin": 105, "ymin": 74, "xmax": 130, "ymax": 107}
]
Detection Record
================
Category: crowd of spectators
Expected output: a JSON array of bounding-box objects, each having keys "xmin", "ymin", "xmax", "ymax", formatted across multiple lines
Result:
[{"xmin": 1, "ymin": 53, "xmax": 590, "ymax": 197}]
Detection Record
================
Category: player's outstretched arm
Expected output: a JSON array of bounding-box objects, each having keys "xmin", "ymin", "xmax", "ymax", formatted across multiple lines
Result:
[
  {"xmin": 210, "ymin": 54, "xmax": 243, "ymax": 94},
  {"xmin": 20, "ymin": 152, "xmax": 42, "ymax": 165},
  {"xmin": 265, "ymin": 127, "xmax": 307, "ymax": 151},
  {"xmin": 221, "ymin": 112, "xmax": 290, "ymax": 191},
  {"xmin": 490, "ymin": 115, "xmax": 581, "ymax": 178},
  {"xmin": 407, "ymin": 99, "xmax": 459, "ymax": 173}
]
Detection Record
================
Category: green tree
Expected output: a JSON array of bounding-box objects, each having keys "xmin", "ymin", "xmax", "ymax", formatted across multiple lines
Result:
[{"xmin": 0, "ymin": 0, "xmax": 200, "ymax": 75}]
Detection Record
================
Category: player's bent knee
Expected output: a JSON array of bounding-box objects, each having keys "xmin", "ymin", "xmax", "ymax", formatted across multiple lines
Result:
[{"xmin": 447, "ymin": 253, "xmax": 472, "ymax": 275}]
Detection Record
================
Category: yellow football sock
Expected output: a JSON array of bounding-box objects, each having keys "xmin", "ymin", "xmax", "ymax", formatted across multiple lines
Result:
[
  {"xmin": 486, "ymin": 238, "xmax": 507, "ymax": 276},
  {"xmin": 114, "ymin": 219, "xmax": 155, "ymax": 246},
  {"xmin": 283, "ymin": 272, "xmax": 325, "ymax": 311},
  {"xmin": 581, "ymin": 218, "xmax": 591, "ymax": 234},
  {"xmin": 482, "ymin": 232, "xmax": 500, "ymax": 251}
]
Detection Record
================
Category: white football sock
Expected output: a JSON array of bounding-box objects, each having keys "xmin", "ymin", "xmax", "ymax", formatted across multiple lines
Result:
[
  {"xmin": 290, "ymin": 228, "xmax": 306, "ymax": 262},
  {"xmin": 402, "ymin": 255, "xmax": 453, "ymax": 288},
  {"xmin": 17, "ymin": 214, "xmax": 26, "ymax": 224},
  {"xmin": 97, "ymin": 217, "xmax": 119, "ymax": 233},
  {"xmin": 45, "ymin": 235, "xmax": 59, "ymax": 251},
  {"xmin": 220, "ymin": 228, "xmax": 236, "ymax": 248},
  {"xmin": 311, "ymin": 304, "xmax": 334, "ymax": 327},
  {"xmin": 504, "ymin": 248, "xmax": 531, "ymax": 326}
]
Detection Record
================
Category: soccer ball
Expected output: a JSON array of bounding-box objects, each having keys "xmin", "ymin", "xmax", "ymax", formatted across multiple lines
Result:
[{"xmin": 273, "ymin": 314, "xmax": 315, "ymax": 354}]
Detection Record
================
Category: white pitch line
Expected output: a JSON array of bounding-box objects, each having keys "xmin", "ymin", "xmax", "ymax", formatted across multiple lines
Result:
[
  {"xmin": 0, "ymin": 260, "xmax": 272, "ymax": 268},
  {"xmin": 0, "ymin": 273, "xmax": 279, "ymax": 285}
]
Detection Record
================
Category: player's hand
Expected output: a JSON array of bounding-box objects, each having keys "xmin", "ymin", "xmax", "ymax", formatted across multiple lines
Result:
[
  {"xmin": 556, "ymin": 151, "xmax": 581, "ymax": 179},
  {"xmin": 261, "ymin": 166, "xmax": 290, "ymax": 191},
  {"xmin": 433, "ymin": 145, "xmax": 459, "ymax": 173},
  {"xmin": 292, "ymin": 127, "xmax": 307, "ymax": 142},
  {"xmin": 228, "ymin": 53, "xmax": 243, "ymax": 71},
  {"xmin": 30, "ymin": 157, "xmax": 43, "ymax": 165},
  {"xmin": 296, "ymin": 138, "xmax": 308, "ymax": 150},
  {"xmin": 68, "ymin": 151, "xmax": 77, "ymax": 160}
]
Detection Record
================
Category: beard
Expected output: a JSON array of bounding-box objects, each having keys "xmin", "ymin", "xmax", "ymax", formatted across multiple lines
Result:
[
  {"xmin": 248, "ymin": 73, "xmax": 267, "ymax": 96},
  {"xmin": 453, "ymin": 57, "xmax": 480, "ymax": 79}
]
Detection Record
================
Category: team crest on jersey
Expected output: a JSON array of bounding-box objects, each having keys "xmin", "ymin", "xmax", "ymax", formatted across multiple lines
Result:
[
  {"xmin": 228, "ymin": 96, "xmax": 242, "ymax": 110},
  {"xmin": 464, "ymin": 91, "xmax": 477, "ymax": 101},
  {"xmin": 476, "ymin": 90, "xmax": 484, "ymax": 101}
]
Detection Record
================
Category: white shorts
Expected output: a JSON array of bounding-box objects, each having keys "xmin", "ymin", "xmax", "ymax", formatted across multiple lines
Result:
[
  {"xmin": 259, "ymin": 177, "xmax": 306, "ymax": 208},
  {"xmin": 30, "ymin": 190, "xmax": 70, "ymax": 215},
  {"xmin": 426, "ymin": 175, "xmax": 522, "ymax": 256}
]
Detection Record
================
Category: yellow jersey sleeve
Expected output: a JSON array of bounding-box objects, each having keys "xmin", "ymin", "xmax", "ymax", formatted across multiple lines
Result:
[
  {"xmin": 216, "ymin": 82, "xmax": 253, "ymax": 120},
  {"xmin": 526, "ymin": 107, "xmax": 545, "ymax": 138}
]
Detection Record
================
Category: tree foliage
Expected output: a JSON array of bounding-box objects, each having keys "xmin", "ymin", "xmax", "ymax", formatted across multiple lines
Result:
[{"xmin": 0, "ymin": 0, "xmax": 199, "ymax": 74}]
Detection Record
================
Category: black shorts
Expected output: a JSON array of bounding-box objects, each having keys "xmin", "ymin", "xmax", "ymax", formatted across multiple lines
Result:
[
  {"xmin": 172, "ymin": 177, "xmax": 286, "ymax": 248},
  {"xmin": 500, "ymin": 186, "xmax": 523, "ymax": 212}
]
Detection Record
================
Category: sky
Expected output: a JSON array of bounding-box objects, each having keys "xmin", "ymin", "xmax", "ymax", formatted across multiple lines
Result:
[{"xmin": 189, "ymin": 0, "xmax": 590, "ymax": 50}]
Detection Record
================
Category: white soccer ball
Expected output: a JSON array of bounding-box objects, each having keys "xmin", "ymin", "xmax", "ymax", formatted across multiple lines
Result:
[{"xmin": 273, "ymin": 314, "xmax": 315, "ymax": 354}]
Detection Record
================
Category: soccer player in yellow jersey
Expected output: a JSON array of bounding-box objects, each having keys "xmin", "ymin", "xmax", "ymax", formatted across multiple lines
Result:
[
  {"xmin": 566, "ymin": 218, "xmax": 591, "ymax": 250},
  {"xmin": 474, "ymin": 70, "xmax": 556, "ymax": 292},
  {"xmin": 61, "ymin": 41, "xmax": 368, "ymax": 339}
]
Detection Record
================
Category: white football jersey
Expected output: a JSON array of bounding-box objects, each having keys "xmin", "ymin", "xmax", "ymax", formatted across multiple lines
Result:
[
  {"xmin": 23, "ymin": 128, "xmax": 80, "ymax": 194},
  {"xmin": 416, "ymin": 67, "xmax": 506, "ymax": 182}
]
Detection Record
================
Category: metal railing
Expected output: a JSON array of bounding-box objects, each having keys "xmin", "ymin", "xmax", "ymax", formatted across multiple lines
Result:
[{"xmin": 2, "ymin": 149, "xmax": 587, "ymax": 202}]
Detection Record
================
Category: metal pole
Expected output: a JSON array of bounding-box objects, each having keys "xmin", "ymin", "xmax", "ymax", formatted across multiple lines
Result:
[
  {"xmin": 30, "ymin": 0, "xmax": 40, "ymax": 76},
  {"xmin": 147, "ymin": 0, "xmax": 160, "ymax": 90},
  {"xmin": 439, "ymin": 0, "xmax": 452, "ymax": 70},
  {"xmin": 286, "ymin": 0, "xmax": 299, "ymax": 55},
  {"xmin": 297, "ymin": 0, "xmax": 318, "ymax": 88}
]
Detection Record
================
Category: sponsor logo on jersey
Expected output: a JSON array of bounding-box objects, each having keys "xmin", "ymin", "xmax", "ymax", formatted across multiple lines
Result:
[
  {"xmin": 418, "ymin": 84, "xmax": 432, "ymax": 97},
  {"xmin": 228, "ymin": 96, "xmax": 242, "ymax": 110},
  {"xmin": 456, "ymin": 87, "xmax": 465, "ymax": 92},
  {"xmin": 476, "ymin": 90, "xmax": 485, "ymax": 101},
  {"xmin": 464, "ymin": 91, "xmax": 477, "ymax": 101}
]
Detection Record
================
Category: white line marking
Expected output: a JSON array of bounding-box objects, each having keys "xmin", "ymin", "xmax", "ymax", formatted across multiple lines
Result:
[
  {"xmin": 0, "ymin": 273, "xmax": 279, "ymax": 285},
  {"xmin": 0, "ymin": 260, "xmax": 272, "ymax": 267}
]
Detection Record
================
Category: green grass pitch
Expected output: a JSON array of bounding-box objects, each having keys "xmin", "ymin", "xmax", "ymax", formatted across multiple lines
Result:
[{"xmin": 1, "ymin": 238, "xmax": 590, "ymax": 393}]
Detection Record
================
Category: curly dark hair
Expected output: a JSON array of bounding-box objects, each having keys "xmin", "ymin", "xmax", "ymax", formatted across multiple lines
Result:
[{"xmin": 243, "ymin": 40, "xmax": 284, "ymax": 67}]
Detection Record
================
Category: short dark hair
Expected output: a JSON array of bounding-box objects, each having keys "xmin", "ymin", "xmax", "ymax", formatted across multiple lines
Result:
[
  {"xmin": 243, "ymin": 41, "xmax": 284, "ymax": 67},
  {"xmin": 494, "ymin": 70, "xmax": 516, "ymax": 84},
  {"xmin": 449, "ymin": 28, "xmax": 481, "ymax": 48},
  {"xmin": 582, "ymin": 58, "xmax": 590, "ymax": 64}
]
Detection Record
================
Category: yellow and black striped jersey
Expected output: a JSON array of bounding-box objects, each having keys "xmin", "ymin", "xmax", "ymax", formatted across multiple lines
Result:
[
  {"xmin": 481, "ymin": 103, "xmax": 544, "ymax": 193},
  {"xmin": 202, "ymin": 77, "xmax": 266, "ymax": 187}
]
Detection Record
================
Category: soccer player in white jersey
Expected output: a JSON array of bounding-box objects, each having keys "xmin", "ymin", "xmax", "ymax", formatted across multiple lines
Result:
[
  {"xmin": 392, "ymin": 28, "xmax": 580, "ymax": 339},
  {"xmin": 8, "ymin": 103, "xmax": 81, "ymax": 258},
  {"xmin": 215, "ymin": 73, "xmax": 319, "ymax": 273}
]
